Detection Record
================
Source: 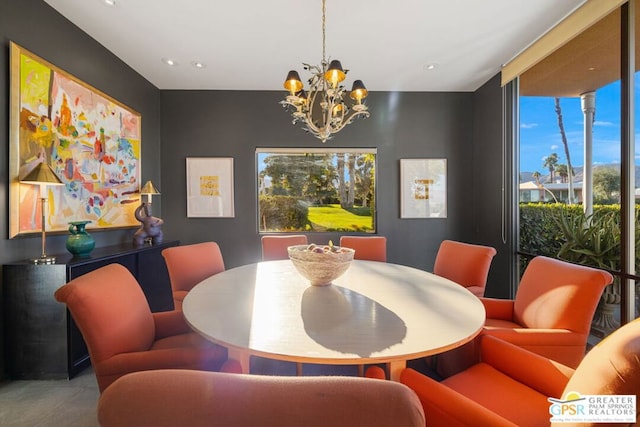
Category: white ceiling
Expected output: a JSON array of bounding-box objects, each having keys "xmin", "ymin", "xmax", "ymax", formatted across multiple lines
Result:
[{"xmin": 42, "ymin": 0, "xmax": 586, "ymax": 92}]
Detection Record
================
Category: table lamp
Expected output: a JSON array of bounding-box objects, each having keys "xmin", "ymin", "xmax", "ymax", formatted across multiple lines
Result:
[
  {"xmin": 140, "ymin": 180, "xmax": 160, "ymax": 207},
  {"xmin": 133, "ymin": 180, "xmax": 164, "ymax": 246},
  {"xmin": 20, "ymin": 162, "xmax": 65, "ymax": 264}
]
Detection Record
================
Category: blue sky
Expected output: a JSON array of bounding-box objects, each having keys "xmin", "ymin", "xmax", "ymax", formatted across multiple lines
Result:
[{"xmin": 519, "ymin": 79, "xmax": 624, "ymax": 174}]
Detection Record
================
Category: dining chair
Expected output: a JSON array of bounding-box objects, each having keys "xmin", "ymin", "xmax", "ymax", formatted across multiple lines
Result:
[
  {"xmin": 433, "ymin": 239, "xmax": 497, "ymax": 297},
  {"xmin": 98, "ymin": 369, "xmax": 425, "ymax": 427},
  {"xmin": 54, "ymin": 263, "xmax": 239, "ymax": 393},
  {"xmin": 162, "ymin": 241, "xmax": 226, "ymax": 310},
  {"xmin": 339, "ymin": 236, "xmax": 387, "ymax": 262},
  {"xmin": 400, "ymin": 317, "xmax": 640, "ymax": 427},
  {"xmin": 261, "ymin": 234, "xmax": 308, "ymax": 261},
  {"xmin": 477, "ymin": 256, "xmax": 613, "ymax": 368}
]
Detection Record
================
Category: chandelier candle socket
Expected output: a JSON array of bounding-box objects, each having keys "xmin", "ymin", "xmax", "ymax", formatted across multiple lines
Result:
[{"xmin": 281, "ymin": 0, "xmax": 370, "ymax": 143}]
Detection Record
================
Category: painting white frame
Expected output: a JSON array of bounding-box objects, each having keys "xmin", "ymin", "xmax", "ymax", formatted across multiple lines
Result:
[
  {"xmin": 186, "ymin": 157, "xmax": 235, "ymax": 218},
  {"xmin": 400, "ymin": 158, "xmax": 447, "ymax": 218}
]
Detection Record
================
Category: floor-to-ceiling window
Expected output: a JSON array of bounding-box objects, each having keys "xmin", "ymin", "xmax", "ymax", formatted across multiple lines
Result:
[{"xmin": 515, "ymin": 1, "xmax": 638, "ymax": 340}]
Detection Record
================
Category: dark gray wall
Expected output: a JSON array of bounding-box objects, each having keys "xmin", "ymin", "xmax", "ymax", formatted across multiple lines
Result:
[
  {"xmin": 160, "ymin": 91, "xmax": 477, "ymax": 270},
  {"xmin": 1, "ymin": 0, "xmax": 162, "ymax": 379},
  {"xmin": 471, "ymin": 75, "xmax": 516, "ymax": 299}
]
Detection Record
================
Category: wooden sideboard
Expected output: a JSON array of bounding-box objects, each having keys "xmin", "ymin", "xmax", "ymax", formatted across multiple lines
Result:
[{"xmin": 2, "ymin": 240, "xmax": 178, "ymax": 380}]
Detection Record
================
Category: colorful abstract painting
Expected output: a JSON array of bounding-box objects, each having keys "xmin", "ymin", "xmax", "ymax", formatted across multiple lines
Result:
[{"xmin": 9, "ymin": 42, "xmax": 141, "ymax": 237}]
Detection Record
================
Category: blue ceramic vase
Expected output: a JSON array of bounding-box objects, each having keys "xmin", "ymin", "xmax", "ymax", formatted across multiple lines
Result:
[{"xmin": 66, "ymin": 220, "xmax": 95, "ymax": 257}]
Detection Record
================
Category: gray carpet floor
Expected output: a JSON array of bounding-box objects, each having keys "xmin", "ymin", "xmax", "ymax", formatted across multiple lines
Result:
[{"xmin": 0, "ymin": 368, "xmax": 99, "ymax": 427}]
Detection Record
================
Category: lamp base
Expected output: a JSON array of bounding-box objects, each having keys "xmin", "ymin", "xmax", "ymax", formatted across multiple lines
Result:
[{"xmin": 31, "ymin": 255, "xmax": 56, "ymax": 265}]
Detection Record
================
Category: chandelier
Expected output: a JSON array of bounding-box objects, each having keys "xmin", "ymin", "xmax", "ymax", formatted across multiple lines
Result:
[{"xmin": 280, "ymin": 0, "xmax": 370, "ymax": 143}]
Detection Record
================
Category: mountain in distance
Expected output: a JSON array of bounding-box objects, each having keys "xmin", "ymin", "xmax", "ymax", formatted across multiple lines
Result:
[{"xmin": 521, "ymin": 164, "xmax": 640, "ymax": 185}]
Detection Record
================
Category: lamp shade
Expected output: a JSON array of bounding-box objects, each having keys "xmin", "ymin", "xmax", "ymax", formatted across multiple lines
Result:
[
  {"xmin": 140, "ymin": 180, "xmax": 160, "ymax": 196},
  {"xmin": 284, "ymin": 70, "xmax": 304, "ymax": 94},
  {"xmin": 20, "ymin": 162, "xmax": 64, "ymax": 186},
  {"xmin": 350, "ymin": 80, "xmax": 368, "ymax": 103},
  {"xmin": 325, "ymin": 60, "xmax": 346, "ymax": 86}
]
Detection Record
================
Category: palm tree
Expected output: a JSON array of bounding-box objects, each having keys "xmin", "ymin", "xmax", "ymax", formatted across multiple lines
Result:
[
  {"xmin": 532, "ymin": 171, "xmax": 541, "ymax": 186},
  {"xmin": 556, "ymin": 164, "xmax": 568, "ymax": 183},
  {"xmin": 554, "ymin": 98, "xmax": 575, "ymax": 203},
  {"xmin": 543, "ymin": 153, "xmax": 559, "ymax": 183}
]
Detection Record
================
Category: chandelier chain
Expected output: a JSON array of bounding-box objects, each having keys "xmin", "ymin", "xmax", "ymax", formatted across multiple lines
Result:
[{"xmin": 322, "ymin": 0, "xmax": 326, "ymax": 64}]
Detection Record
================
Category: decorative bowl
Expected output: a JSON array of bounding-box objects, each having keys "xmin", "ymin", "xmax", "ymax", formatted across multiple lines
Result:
[{"xmin": 288, "ymin": 244, "xmax": 355, "ymax": 286}]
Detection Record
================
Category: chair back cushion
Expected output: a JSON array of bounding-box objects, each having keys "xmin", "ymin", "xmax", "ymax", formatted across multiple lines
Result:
[
  {"xmin": 162, "ymin": 242, "xmax": 225, "ymax": 293},
  {"xmin": 513, "ymin": 257, "xmax": 613, "ymax": 333},
  {"xmin": 261, "ymin": 235, "xmax": 308, "ymax": 261},
  {"xmin": 98, "ymin": 369, "xmax": 425, "ymax": 427},
  {"xmin": 339, "ymin": 236, "xmax": 387, "ymax": 262},
  {"xmin": 54, "ymin": 263, "xmax": 155, "ymax": 363},
  {"xmin": 557, "ymin": 318, "xmax": 640, "ymax": 427},
  {"xmin": 433, "ymin": 240, "xmax": 497, "ymax": 292}
]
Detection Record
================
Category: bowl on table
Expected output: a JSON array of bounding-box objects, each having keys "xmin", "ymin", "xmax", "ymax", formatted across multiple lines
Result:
[{"xmin": 287, "ymin": 244, "xmax": 355, "ymax": 286}]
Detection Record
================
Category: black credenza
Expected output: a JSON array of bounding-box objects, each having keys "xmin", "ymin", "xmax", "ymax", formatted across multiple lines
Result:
[{"xmin": 2, "ymin": 240, "xmax": 178, "ymax": 380}]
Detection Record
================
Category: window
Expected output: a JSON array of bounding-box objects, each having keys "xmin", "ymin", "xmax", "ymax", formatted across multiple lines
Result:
[{"xmin": 256, "ymin": 148, "xmax": 376, "ymax": 233}]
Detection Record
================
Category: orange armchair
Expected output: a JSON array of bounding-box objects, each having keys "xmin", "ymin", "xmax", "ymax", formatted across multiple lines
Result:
[
  {"xmin": 54, "ymin": 263, "xmax": 235, "ymax": 393},
  {"xmin": 433, "ymin": 240, "xmax": 497, "ymax": 297},
  {"xmin": 261, "ymin": 234, "xmax": 308, "ymax": 261},
  {"xmin": 162, "ymin": 242, "xmax": 226, "ymax": 310},
  {"xmin": 339, "ymin": 236, "xmax": 387, "ymax": 262},
  {"xmin": 98, "ymin": 369, "xmax": 425, "ymax": 427},
  {"xmin": 480, "ymin": 256, "xmax": 613, "ymax": 368},
  {"xmin": 401, "ymin": 318, "xmax": 640, "ymax": 427}
]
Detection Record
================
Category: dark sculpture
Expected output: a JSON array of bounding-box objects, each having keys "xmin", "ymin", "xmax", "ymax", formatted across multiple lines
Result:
[{"xmin": 133, "ymin": 203, "xmax": 164, "ymax": 246}]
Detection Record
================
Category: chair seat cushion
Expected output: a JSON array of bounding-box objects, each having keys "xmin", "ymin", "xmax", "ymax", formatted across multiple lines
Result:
[
  {"xmin": 443, "ymin": 363, "xmax": 552, "ymax": 427},
  {"xmin": 484, "ymin": 318, "xmax": 521, "ymax": 329},
  {"xmin": 96, "ymin": 332, "xmax": 228, "ymax": 389},
  {"xmin": 466, "ymin": 286, "xmax": 485, "ymax": 297}
]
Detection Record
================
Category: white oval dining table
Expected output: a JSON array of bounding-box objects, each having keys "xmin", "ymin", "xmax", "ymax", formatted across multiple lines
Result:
[{"xmin": 183, "ymin": 259, "xmax": 485, "ymax": 381}]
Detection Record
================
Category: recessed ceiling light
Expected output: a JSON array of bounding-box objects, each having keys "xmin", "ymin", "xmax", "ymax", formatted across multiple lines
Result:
[
  {"xmin": 588, "ymin": 67, "xmax": 596, "ymax": 71},
  {"xmin": 102, "ymin": 0, "xmax": 116, "ymax": 6},
  {"xmin": 424, "ymin": 63, "xmax": 437, "ymax": 71},
  {"xmin": 161, "ymin": 58, "xmax": 179, "ymax": 66},
  {"xmin": 191, "ymin": 61, "xmax": 206, "ymax": 69}
]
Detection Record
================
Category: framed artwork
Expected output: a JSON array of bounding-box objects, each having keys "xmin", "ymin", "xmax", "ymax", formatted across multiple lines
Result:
[
  {"xmin": 186, "ymin": 157, "xmax": 235, "ymax": 218},
  {"xmin": 9, "ymin": 42, "xmax": 142, "ymax": 238},
  {"xmin": 400, "ymin": 158, "xmax": 447, "ymax": 218}
]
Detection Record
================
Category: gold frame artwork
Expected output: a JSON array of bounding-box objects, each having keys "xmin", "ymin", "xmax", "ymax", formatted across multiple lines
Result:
[
  {"xmin": 186, "ymin": 157, "xmax": 235, "ymax": 218},
  {"xmin": 9, "ymin": 42, "xmax": 142, "ymax": 238},
  {"xmin": 400, "ymin": 158, "xmax": 447, "ymax": 218}
]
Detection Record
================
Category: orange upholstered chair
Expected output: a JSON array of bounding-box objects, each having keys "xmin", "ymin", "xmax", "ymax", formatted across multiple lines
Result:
[
  {"xmin": 339, "ymin": 236, "xmax": 387, "ymax": 262},
  {"xmin": 98, "ymin": 369, "xmax": 425, "ymax": 427},
  {"xmin": 433, "ymin": 240, "xmax": 497, "ymax": 297},
  {"xmin": 261, "ymin": 235, "xmax": 308, "ymax": 261},
  {"xmin": 162, "ymin": 242, "xmax": 225, "ymax": 310},
  {"xmin": 480, "ymin": 256, "xmax": 613, "ymax": 368},
  {"xmin": 54, "ymin": 263, "xmax": 237, "ymax": 393},
  {"xmin": 401, "ymin": 318, "xmax": 640, "ymax": 427}
]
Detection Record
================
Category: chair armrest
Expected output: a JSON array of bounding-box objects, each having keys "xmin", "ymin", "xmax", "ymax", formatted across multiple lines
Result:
[
  {"xmin": 480, "ymin": 335, "xmax": 574, "ymax": 398},
  {"xmin": 479, "ymin": 297, "xmax": 514, "ymax": 320},
  {"xmin": 152, "ymin": 310, "xmax": 191, "ymax": 339},
  {"xmin": 400, "ymin": 368, "xmax": 517, "ymax": 427}
]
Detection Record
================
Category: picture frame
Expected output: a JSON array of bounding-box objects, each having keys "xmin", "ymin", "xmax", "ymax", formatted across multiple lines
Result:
[
  {"xmin": 9, "ymin": 42, "xmax": 142, "ymax": 238},
  {"xmin": 400, "ymin": 158, "xmax": 447, "ymax": 218},
  {"xmin": 186, "ymin": 157, "xmax": 235, "ymax": 218}
]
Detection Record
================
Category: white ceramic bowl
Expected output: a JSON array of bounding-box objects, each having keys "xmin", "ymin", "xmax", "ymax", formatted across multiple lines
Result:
[{"xmin": 288, "ymin": 244, "xmax": 355, "ymax": 286}]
